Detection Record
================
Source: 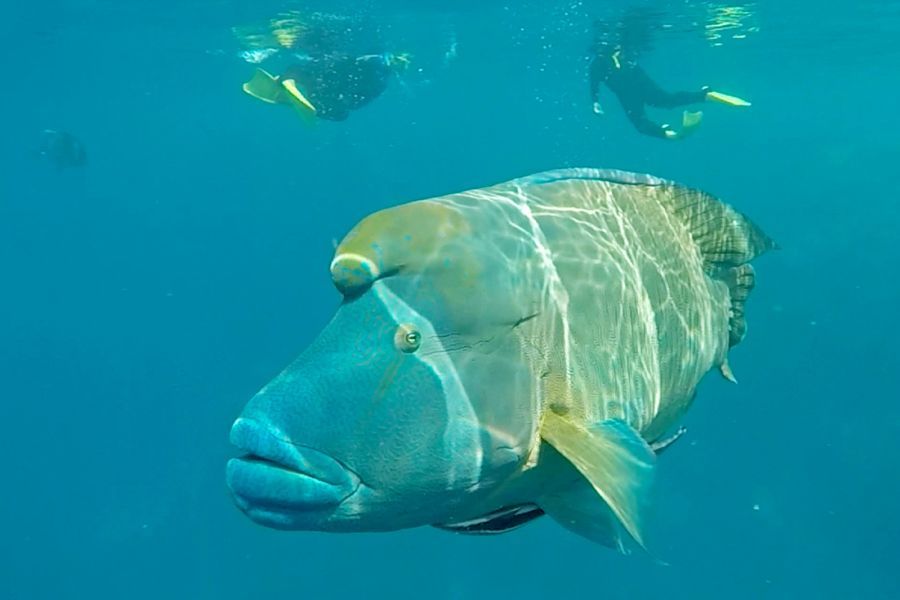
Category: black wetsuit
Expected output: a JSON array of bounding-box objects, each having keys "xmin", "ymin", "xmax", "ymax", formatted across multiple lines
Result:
[
  {"xmin": 589, "ymin": 51, "xmax": 706, "ymax": 138},
  {"xmin": 281, "ymin": 53, "xmax": 392, "ymax": 121}
]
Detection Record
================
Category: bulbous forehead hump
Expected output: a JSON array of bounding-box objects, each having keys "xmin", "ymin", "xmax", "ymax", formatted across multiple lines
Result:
[{"xmin": 330, "ymin": 200, "xmax": 471, "ymax": 295}]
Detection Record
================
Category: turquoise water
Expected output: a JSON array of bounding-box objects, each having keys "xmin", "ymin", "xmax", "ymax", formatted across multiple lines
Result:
[{"xmin": 1, "ymin": 1, "xmax": 898, "ymax": 598}]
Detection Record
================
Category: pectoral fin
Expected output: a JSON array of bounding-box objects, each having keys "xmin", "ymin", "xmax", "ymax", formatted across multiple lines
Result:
[
  {"xmin": 540, "ymin": 478, "xmax": 626, "ymax": 551},
  {"xmin": 540, "ymin": 412, "xmax": 656, "ymax": 547}
]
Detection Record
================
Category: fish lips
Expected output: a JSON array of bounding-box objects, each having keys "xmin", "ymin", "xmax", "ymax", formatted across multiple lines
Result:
[{"xmin": 226, "ymin": 418, "xmax": 361, "ymax": 528}]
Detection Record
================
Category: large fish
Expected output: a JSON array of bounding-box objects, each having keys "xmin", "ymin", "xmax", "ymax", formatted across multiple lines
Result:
[{"xmin": 226, "ymin": 168, "xmax": 775, "ymax": 549}]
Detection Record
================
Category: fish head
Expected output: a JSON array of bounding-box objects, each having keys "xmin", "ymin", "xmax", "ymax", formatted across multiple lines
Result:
[{"xmin": 227, "ymin": 199, "xmax": 541, "ymax": 531}]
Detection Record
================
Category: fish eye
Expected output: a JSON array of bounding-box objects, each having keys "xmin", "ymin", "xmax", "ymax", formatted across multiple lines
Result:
[{"xmin": 394, "ymin": 324, "xmax": 421, "ymax": 353}]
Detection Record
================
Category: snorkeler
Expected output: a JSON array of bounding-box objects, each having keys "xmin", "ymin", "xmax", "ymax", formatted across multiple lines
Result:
[
  {"xmin": 242, "ymin": 51, "xmax": 410, "ymax": 122},
  {"xmin": 588, "ymin": 6, "xmax": 751, "ymax": 141},
  {"xmin": 589, "ymin": 41, "xmax": 750, "ymax": 140}
]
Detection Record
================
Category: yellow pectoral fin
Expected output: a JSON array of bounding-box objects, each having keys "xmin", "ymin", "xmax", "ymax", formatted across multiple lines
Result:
[
  {"xmin": 242, "ymin": 68, "xmax": 286, "ymax": 104},
  {"xmin": 540, "ymin": 411, "xmax": 656, "ymax": 548},
  {"xmin": 280, "ymin": 79, "xmax": 317, "ymax": 113}
]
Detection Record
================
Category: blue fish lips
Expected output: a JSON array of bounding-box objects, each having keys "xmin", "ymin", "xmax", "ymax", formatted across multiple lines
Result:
[{"xmin": 226, "ymin": 417, "xmax": 360, "ymax": 528}]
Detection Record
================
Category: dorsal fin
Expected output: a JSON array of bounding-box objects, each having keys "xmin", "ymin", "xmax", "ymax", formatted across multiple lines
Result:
[
  {"xmin": 512, "ymin": 169, "xmax": 777, "ymax": 268},
  {"xmin": 659, "ymin": 185, "xmax": 777, "ymax": 269},
  {"xmin": 657, "ymin": 185, "xmax": 776, "ymax": 347},
  {"xmin": 716, "ymin": 263, "xmax": 756, "ymax": 346}
]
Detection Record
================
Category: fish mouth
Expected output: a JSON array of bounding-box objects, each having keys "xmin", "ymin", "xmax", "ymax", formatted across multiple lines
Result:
[{"xmin": 226, "ymin": 418, "xmax": 360, "ymax": 528}]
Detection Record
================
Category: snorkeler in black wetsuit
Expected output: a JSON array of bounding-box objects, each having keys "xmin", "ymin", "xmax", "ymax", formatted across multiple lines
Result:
[
  {"xmin": 588, "ymin": 26, "xmax": 751, "ymax": 140},
  {"xmin": 589, "ymin": 43, "xmax": 712, "ymax": 140},
  {"xmin": 242, "ymin": 51, "xmax": 409, "ymax": 122}
]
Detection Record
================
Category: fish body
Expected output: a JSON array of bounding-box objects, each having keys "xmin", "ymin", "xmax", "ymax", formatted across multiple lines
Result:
[{"xmin": 226, "ymin": 168, "xmax": 775, "ymax": 548}]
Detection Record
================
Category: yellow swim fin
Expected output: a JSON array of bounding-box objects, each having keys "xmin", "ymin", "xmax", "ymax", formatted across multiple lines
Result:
[
  {"xmin": 705, "ymin": 90, "xmax": 752, "ymax": 107},
  {"xmin": 682, "ymin": 109, "xmax": 703, "ymax": 130},
  {"xmin": 242, "ymin": 70, "xmax": 317, "ymax": 123},
  {"xmin": 242, "ymin": 68, "xmax": 286, "ymax": 104},
  {"xmin": 280, "ymin": 78, "xmax": 317, "ymax": 115},
  {"xmin": 664, "ymin": 110, "xmax": 703, "ymax": 140}
]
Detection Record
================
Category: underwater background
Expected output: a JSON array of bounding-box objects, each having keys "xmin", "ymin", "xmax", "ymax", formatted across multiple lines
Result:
[{"xmin": 1, "ymin": 0, "xmax": 898, "ymax": 598}]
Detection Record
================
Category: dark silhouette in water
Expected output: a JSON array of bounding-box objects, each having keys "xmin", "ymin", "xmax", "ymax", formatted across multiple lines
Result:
[
  {"xmin": 234, "ymin": 10, "xmax": 411, "ymax": 123},
  {"xmin": 39, "ymin": 129, "xmax": 87, "ymax": 169}
]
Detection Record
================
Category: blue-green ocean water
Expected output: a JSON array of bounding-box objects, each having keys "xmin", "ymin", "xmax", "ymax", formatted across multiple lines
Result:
[{"xmin": 1, "ymin": 1, "xmax": 898, "ymax": 598}]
